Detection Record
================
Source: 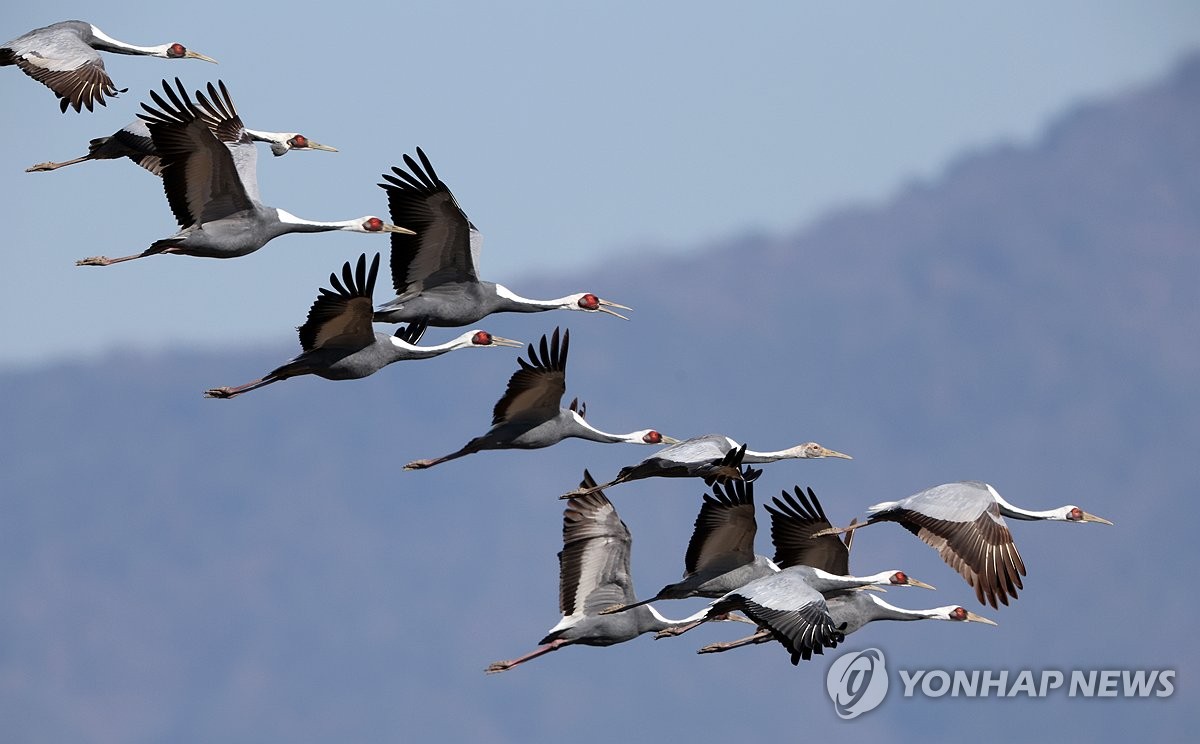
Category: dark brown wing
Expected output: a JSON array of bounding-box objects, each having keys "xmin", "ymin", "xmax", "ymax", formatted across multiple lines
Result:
[
  {"xmin": 8, "ymin": 33, "xmax": 122, "ymax": 113},
  {"xmin": 767, "ymin": 486, "xmax": 850, "ymax": 574},
  {"xmin": 684, "ymin": 474, "xmax": 758, "ymax": 577},
  {"xmin": 558, "ymin": 471, "xmax": 635, "ymax": 616},
  {"xmin": 378, "ymin": 148, "xmax": 479, "ymax": 297},
  {"xmin": 876, "ymin": 504, "xmax": 1026, "ymax": 609},
  {"xmin": 491, "ymin": 328, "xmax": 568, "ymax": 425},
  {"xmin": 138, "ymin": 78, "xmax": 254, "ymax": 227},
  {"xmin": 297, "ymin": 253, "xmax": 380, "ymax": 351},
  {"xmin": 191, "ymin": 80, "xmax": 250, "ymax": 144}
]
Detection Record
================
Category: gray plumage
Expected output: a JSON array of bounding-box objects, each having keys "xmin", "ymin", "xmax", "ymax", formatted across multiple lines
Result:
[
  {"xmin": 373, "ymin": 148, "xmax": 631, "ymax": 327},
  {"xmin": 560, "ymin": 432, "xmax": 851, "ymax": 499},
  {"xmin": 404, "ymin": 328, "xmax": 673, "ymax": 470},
  {"xmin": 1, "ymin": 20, "xmax": 215, "ymax": 113},
  {"xmin": 204, "ymin": 253, "xmax": 521, "ymax": 399},
  {"xmin": 75, "ymin": 79, "xmax": 408, "ymax": 267},
  {"xmin": 485, "ymin": 472, "xmax": 709, "ymax": 673},
  {"xmin": 825, "ymin": 480, "xmax": 1112, "ymax": 609}
]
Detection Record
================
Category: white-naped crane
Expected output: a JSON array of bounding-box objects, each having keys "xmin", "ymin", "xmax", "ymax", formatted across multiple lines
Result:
[
  {"xmin": 75, "ymin": 78, "xmax": 410, "ymax": 267},
  {"xmin": 204, "ymin": 253, "xmax": 521, "ymax": 399},
  {"xmin": 559, "ymin": 432, "xmax": 851, "ymax": 499},
  {"xmin": 695, "ymin": 486, "xmax": 994, "ymax": 656},
  {"xmin": 405, "ymin": 328, "xmax": 674, "ymax": 470},
  {"xmin": 1, "ymin": 20, "xmax": 215, "ymax": 113},
  {"xmin": 26, "ymin": 108, "xmax": 335, "ymax": 173},
  {"xmin": 657, "ymin": 563, "xmax": 935, "ymax": 666},
  {"xmin": 815, "ymin": 480, "xmax": 1113, "ymax": 609},
  {"xmin": 697, "ymin": 593, "xmax": 997, "ymax": 656},
  {"xmin": 485, "ymin": 472, "xmax": 749, "ymax": 673},
  {"xmin": 372, "ymin": 148, "xmax": 631, "ymax": 327}
]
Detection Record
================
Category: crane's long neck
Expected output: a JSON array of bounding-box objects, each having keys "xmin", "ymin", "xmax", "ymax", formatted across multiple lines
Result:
[
  {"xmin": 87, "ymin": 25, "xmax": 170, "ymax": 56},
  {"xmin": 275, "ymin": 209, "xmax": 363, "ymax": 234},
  {"xmin": 740, "ymin": 442, "xmax": 808, "ymax": 463},
  {"xmin": 490, "ymin": 284, "xmax": 572, "ymax": 313},
  {"xmin": 384, "ymin": 334, "xmax": 469, "ymax": 360},
  {"xmin": 859, "ymin": 595, "xmax": 938, "ymax": 622},
  {"xmin": 638, "ymin": 604, "xmax": 707, "ymax": 635},
  {"xmin": 565, "ymin": 411, "xmax": 639, "ymax": 444},
  {"xmin": 985, "ymin": 483, "xmax": 1060, "ymax": 521}
]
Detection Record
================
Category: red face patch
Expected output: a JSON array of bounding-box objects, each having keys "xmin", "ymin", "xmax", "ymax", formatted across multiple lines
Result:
[
  {"xmin": 364, "ymin": 217, "xmax": 384, "ymax": 231},
  {"xmin": 891, "ymin": 572, "xmax": 908, "ymax": 585},
  {"xmin": 168, "ymin": 43, "xmax": 186, "ymax": 58},
  {"xmin": 952, "ymin": 607, "xmax": 967, "ymax": 621},
  {"xmin": 578, "ymin": 294, "xmax": 600, "ymax": 310},
  {"xmin": 643, "ymin": 431, "xmax": 662, "ymax": 444},
  {"xmin": 472, "ymin": 331, "xmax": 492, "ymax": 345},
  {"xmin": 290, "ymin": 135, "xmax": 309, "ymax": 148},
  {"xmin": 1068, "ymin": 507, "xmax": 1083, "ymax": 521}
]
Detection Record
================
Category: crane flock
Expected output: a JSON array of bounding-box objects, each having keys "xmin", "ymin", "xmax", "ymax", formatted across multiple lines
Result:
[{"xmin": 4, "ymin": 17, "xmax": 1114, "ymax": 684}]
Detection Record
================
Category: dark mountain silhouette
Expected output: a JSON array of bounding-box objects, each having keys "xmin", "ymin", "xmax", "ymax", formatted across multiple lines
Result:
[{"xmin": 2, "ymin": 53, "xmax": 1197, "ymax": 744}]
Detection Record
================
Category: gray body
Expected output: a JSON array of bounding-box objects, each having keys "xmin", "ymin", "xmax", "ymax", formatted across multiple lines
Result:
[
  {"xmin": 376, "ymin": 280, "xmax": 557, "ymax": 327},
  {"xmin": 269, "ymin": 331, "xmax": 455, "ymax": 382}
]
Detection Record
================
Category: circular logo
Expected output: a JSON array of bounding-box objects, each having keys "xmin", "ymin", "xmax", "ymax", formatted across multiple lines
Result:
[{"xmin": 826, "ymin": 648, "xmax": 889, "ymax": 719}]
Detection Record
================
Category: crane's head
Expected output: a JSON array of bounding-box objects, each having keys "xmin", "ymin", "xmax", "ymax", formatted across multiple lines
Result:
[
  {"xmin": 160, "ymin": 43, "xmax": 218, "ymax": 63},
  {"xmin": 628, "ymin": 430, "xmax": 678, "ymax": 445},
  {"xmin": 885, "ymin": 571, "xmax": 936, "ymax": 590},
  {"xmin": 782, "ymin": 442, "xmax": 853, "ymax": 460},
  {"xmin": 943, "ymin": 606, "xmax": 998, "ymax": 625},
  {"xmin": 245, "ymin": 130, "xmax": 339, "ymax": 156},
  {"xmin": 466, "ymin": 331, "xmax": 523, "ymax": 348},
  {"xmin": 351, "ymin": 217, "xmax": 416, "ymax": 235},
  {"xmin": 563, "ymin": 293, "xmax": 632, "ymax": 320},
  {"xmin": 1058, "ymin": 505, "xmax": 1113, "ymax": 525}
]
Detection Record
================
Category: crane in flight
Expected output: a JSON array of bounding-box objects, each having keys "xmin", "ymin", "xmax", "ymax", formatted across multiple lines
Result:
[
  {"xmin": 204, "ymin": 253, "xmax": 520, "ymax": 399},
  {"xmin": 75, "ymin": 78, "xmax": 409, "ymax": 267},
  {"xmin": 405, "ymin": 328, "xmax": 674, "ymax": 470},
  {"xmin": 2, "ymin": 20, "xmax": 215, "ymax": 112},
  {"xmin": 816, "ymin": 480, "xmax": 1112, "ymax": 608},
  {"xmin": 373, "ymin": 148, "xmax": 631, "ymax": 327}
]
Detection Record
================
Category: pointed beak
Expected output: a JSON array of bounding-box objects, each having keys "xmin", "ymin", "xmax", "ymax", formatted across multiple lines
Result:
[
  {"xmin": 1081, "ymin": 512, "xmax": 1113, "ymax": 525},
  {"xmin": 488, "ymin": 336, "xmax": 524, "ymax": 349},
  {"xmin": 381, "ymin": 224, "xmax": 417, "ymax": 235},
  {"xmin": 659, "ymin": 435, "xmax": 680, "ymax": 445},
  {"xmin": 305, "ymin": 141, "xmax": 338, "ymax": 152},
  {"xmin": 904, "ymin": 578, "xmax": 937, "ymax": 591},
  {"xmin": 965, "ymin": 611, "xmax": 998, "ymax": 626},
  {"xmin": 184, "ymin": 50, "xmax": 218, "ymax": 64},
  {"xmin": 819, "ymin": 447, "xmax": 853, "ymax": 460},
  {"xmin": 597, "ymin": 299, "xmax": 631, "ymax": 321}
]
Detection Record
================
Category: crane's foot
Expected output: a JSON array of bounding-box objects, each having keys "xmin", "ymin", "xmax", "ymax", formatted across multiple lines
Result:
[
  {"xmin": 204, "ymin": 387, "xmax": 236, "ymax": 399},
  {"xmin": 404, "ymin": 459, "xmax": 434, "ymax": 470},
  {"xmin": 597, "ymin": 603, "xmax": 627, "ymax": 616},
  {"xmin": 75, "ymin": 256, "xmax": 113, "ymax": 267},
  {"xmin": 484, "ymin": 661, "xmax": 513, "ymax": 674},
  {"xmin": 25, "ymin": 162, "xmax": 59, "ymax": 172}
]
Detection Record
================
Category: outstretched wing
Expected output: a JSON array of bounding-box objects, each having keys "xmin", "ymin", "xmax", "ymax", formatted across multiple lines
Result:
[
  {"xmin": 191, "ymin": 80, "xmax": 261, "ymax": 202},
  {"xmin": 491, "ymin": 328, "xmax": 568, "ymax": 425},
  {"xmin": 559, "ymin": 471, "xmax": 635, "ymax": 616},
  {"xmin": 767, "ymin": 486, "xmax": 850, "ymax": 575},
  {"xmin": 378, "ymin": 148, "xmax": 479, "ymax": 298},
  {"xmin": 873, "ymin": 482, "xmax": 1026, "ymax": 609},
  {"xmin": 4, "ymin": 23, "xmax": 123, "ymax": 112},
  {"xmin": 138, "ymin": 78, "xmax": 254, "ymax": 227},
  {"xmin": 684, "ymin": 472, "xmax": 759, "ymax": 578},
  {"xmin": 297, "ymin": 253, "xmax": 380, "ymax": 351}
]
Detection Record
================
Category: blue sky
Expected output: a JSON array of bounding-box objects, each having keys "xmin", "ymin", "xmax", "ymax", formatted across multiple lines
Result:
[{"xmin": 3, "ymin": 1, "xmax": 1199, "ymax": 365}]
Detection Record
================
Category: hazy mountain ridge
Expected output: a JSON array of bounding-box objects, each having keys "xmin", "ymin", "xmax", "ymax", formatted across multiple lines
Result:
[{"xmin": 2, "ymin": 54, "xmax": 1198, "ymax": 744}]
